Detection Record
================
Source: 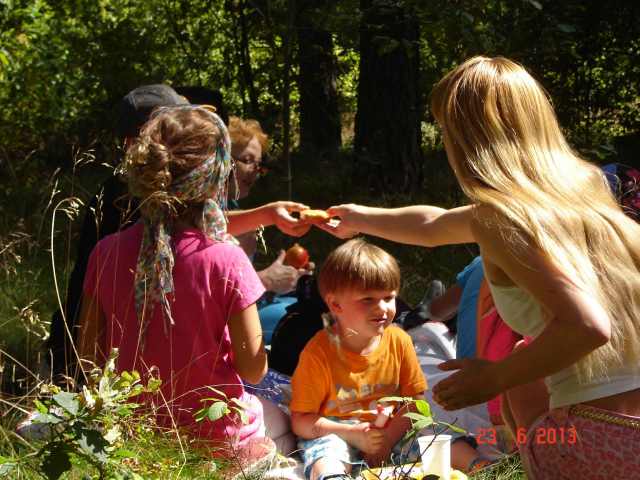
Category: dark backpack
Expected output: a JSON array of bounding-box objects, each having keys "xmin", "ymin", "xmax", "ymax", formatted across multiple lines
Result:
[{"xmin": 268, "ymin": 275, "xmax": 327, "ymax": 376}]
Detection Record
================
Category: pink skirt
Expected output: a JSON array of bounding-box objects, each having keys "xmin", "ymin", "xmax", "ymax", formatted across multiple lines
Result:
[{"xmin": 520, "ymin": 404, "xmax": 640, "ymax": 479}]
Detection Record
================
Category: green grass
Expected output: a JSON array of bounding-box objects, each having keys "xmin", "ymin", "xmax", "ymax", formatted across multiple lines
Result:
[{"xmin": 470, "ymin": 455, "xmax": 527, "ymax": 480}]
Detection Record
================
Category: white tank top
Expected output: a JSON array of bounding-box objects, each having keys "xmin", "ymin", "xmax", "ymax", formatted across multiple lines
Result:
[{"xmin": 487, "ymin": 281, "xmax": 640, "ymax": 409}]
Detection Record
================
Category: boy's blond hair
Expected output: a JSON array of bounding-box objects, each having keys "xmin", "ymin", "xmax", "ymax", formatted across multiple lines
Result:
[{"xmin": 318, "ymin": 238, "xmax": 401, "ymax": 299}]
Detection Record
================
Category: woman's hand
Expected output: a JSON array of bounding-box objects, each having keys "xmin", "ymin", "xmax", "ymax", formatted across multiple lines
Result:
[
  {"xmin": 268, "ymin": 201, "xmax": 311, "ymax": 237},
  {"xmin": 314, "ymin": 203, "xmax": 365, "ymax": 239},
  {"xmin": 432, "ymin": 358, "xmax": 504, "ymax": 411},
  {"xmin": 258, "ymin": 250, "xmax": 313, "ymax": 294}
]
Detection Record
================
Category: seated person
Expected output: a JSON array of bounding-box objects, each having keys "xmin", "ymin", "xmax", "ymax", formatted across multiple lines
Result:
[
  {"xmin": 225, "ymin": 116, "xmax": 313, "ymax": 344},
  {"xmin": 77, "ymin": 105, "xmax": 271, "ymax": 462},
  {"xmin": 46, "ymin": 85, "xmax": 309, "ymax": 381},
  {"xmin": 290, "ymin": 238, "xmax": 427, "ymax": 480},
  {"xmin": 412, "ymin": 257, "xmax": 521, "ymax": 472},
  {"xmin": 268, "ymin": 276, "xmax": 414, "ymax": 376}
]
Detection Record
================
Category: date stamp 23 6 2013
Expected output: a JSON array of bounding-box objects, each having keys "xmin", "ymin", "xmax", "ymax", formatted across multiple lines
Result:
[{"xmin": 477, "ymin": 426, "xmax": 577, "ymax": 447}]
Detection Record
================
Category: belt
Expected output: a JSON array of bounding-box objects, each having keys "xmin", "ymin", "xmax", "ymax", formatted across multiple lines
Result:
[{"xmin": 570, "ymin": 404, "xmax": 640, "ymax": 430}]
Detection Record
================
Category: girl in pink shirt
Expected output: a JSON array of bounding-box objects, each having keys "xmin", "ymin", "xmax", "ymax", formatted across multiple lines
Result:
[{"xmin": 78, "ymin": 105, "xmax": 269, "ymax": 459}]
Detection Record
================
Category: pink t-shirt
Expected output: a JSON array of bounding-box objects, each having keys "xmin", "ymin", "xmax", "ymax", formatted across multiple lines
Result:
[{"xmin": 83, "ymin": 222, "xmax": 266, "ymax": 449}]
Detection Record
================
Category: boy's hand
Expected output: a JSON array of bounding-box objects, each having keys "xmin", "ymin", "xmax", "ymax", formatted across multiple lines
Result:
[
  {"xmin": 348, "ymin": 422, "xmax": 386, "ymax": 454},
  {"xmin": 363, "ymin": 438, "xmax": 392, "ymax": 468}
]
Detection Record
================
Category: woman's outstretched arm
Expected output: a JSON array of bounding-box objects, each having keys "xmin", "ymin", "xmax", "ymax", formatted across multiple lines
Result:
[
  {"xmin": 317, "ymin": 204, "xmax": 476, "ymax": 247},
  {"xmin": 226, "ymin": 201, "xmax": 311, "ymax": 237}
]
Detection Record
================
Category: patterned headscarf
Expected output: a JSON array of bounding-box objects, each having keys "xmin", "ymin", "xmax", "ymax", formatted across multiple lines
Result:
[{"xmin": 130, "ymin": 105, "xmax": 232, "ymax": 338}]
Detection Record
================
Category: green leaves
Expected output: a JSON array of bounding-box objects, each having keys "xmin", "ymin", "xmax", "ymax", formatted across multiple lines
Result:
[
  {"xmin": 76, "ymin": 427, "xmax": 109, "ymax": 463},
  {"xmin": 53, "ymin": 391, "xmax": 80, "ymax": 416},
  {"xmin": 0, "ymin": 456, "xmax": 17, "ymax": 478},
  {"xmin": 194, "ymin": 388, "xmax": 251, "ymax": 425},
  {"xmin": 414, "ymin": 399, "xmax": 431, "ymax": 418},
  {"xmin": 203, "ymin": 401, "xmax": 229, "ymax": 422},
  {"xmin": 22, "ymin": 349, "xmax": 162, "ymax": 478},
  {"xmin": 383, "ymin": 396, "xmax": 466, "ymax": 446}
]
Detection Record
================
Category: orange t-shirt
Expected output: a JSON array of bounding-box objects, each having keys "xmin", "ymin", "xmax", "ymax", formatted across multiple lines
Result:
[{"xmin": 290, "ymin": 325, "xmax": 427, "ymax": 422}]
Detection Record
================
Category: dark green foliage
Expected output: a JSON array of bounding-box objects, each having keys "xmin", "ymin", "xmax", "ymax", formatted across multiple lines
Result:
[{"xmin": 2, "ymin": 0, "xmax": 637, "ymax": 173}]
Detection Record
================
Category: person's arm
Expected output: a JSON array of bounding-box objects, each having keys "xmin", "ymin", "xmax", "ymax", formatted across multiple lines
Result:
[
  {"xmin": 257, "ymin": 250, "xmax": 313, "ymax": 294},
  {"xmin": 77, "ymin": 294, "xmax": 107, "ymax": 373},
  {"xmin": 291, "ymin": 412, "xmax": 384, "ymax": 454},
  {"xmin": 226, "ymin": 201, "xmax": 311, "ymax": 237},
  {"xmin": 433, "ymin": 208, "xmax": 610, "ymax": 410},
  {"xmin": 228, "ymin": 303, "xmax": 268, "ymax": 384},
  {"xmin": 317, "ymin": 204, "xmax": 475, "ymax": 247}
]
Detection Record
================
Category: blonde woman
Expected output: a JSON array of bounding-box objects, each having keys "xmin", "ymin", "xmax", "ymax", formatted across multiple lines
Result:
[{"xmin": 319, "ymin": 56, "xmax": 640, "ymax": 478}]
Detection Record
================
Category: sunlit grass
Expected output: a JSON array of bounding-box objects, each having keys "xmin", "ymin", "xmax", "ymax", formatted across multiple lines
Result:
[{"xmin": 470, "ymin": 454, "xmax": 527, "ymax": 480}]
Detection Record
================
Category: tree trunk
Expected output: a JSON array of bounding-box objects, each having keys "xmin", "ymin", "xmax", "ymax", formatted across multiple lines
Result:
[
  {"xmin": 296, "ymin": 3, "xmax": 341, "ymax": 159},
  {"xmin": 238, "ymin": 0, "xmax": 259, "ymax": 118},
  {"xmin": 281, "ymin": 0, "xmax": 296, "ymax": 199},
  {"xmin": 354, "ymin": 0, "xmax": 422, "ymax": 191}
]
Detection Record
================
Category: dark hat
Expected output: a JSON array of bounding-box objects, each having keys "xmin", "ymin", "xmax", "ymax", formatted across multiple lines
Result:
[
  {"xmin": 173, "ymin": 86, "xmax": 228, "ymax": 125},
  {"xmin": 116, "ymin": 84, "xmax": 188, "ymax": 139}
]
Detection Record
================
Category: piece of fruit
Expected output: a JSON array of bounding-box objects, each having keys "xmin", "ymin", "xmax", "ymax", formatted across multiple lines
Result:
[
  {"xmin": 300, "ymin": 209, "xmax": 330, "ymax": 224},
  {"xmin": 283, "ymin": 243, "xmax": 310, "ymax": 269}
]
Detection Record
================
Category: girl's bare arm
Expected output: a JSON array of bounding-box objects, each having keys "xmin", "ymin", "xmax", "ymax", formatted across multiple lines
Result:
[{"xmin": 228, "ymin": 303, "xmax": 268, "ymax": 384}]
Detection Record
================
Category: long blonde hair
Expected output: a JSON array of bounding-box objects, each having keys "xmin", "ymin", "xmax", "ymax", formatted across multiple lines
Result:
[{"xmin": 432, "ymin": 56, "xmax": 640, "ymax": 380}]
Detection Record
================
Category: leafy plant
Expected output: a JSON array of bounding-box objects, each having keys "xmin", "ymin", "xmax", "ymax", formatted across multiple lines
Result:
[
  {"xmin": 365, "ymin": 396, "xmax": 466, "ymax": 480},
  {"xmin": 194, "ymin": 386, "xmax": 251, "ymax": 426},
  {"xmin": 0, "ymin": 348, "xmax": 160, "ymax": 480},
  {"xmin": 379, "ymin": 396, "xmax": 465, "ymax": 445}
]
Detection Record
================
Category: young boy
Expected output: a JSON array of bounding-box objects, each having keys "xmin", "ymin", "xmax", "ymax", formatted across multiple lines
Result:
[{"xmin": 290, "ymin": 238, "xmax": 427, "ymax": 480}]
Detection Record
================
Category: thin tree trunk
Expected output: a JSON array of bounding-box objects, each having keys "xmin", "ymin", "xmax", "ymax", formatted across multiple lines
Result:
[
  {"xmin": 239, "ymin": 0, "xmax": 259, "ymax": 117},
  {"xmin": 229, "ymin": 0, "xmax": 248, "ymax": 115},
  {"xmin": 281, "ymin": 0, "xmax": 296, "ymax": 199}
]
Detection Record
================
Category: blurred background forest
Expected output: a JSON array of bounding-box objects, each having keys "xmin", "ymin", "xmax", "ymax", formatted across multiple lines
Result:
[{"xmin": 1, "ymin": 0, "xmax": 639, "ymax": 405}]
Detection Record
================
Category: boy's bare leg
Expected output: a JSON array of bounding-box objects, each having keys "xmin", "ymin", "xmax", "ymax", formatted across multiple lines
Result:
[{"xmin": 310, "ymin": 458, "xmax": 350, "ymax": 480}]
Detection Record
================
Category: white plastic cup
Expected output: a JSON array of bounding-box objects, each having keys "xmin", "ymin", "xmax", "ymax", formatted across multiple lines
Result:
[{"xmin": 417, "ymin": 434, "xmax": 451, "ymax": 480}]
